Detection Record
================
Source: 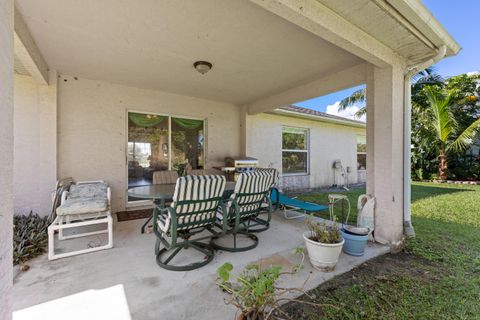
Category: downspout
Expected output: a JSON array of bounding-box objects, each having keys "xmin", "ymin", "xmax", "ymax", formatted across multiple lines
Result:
[{"xmin": 403, "ymin": 45, "xmax": 447, "ymax": 238}]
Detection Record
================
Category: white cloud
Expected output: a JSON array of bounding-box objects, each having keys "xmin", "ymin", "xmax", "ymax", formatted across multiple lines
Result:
[{"xmin": 325, "ymin": 101, "xmax": 366, "ymax": 122}]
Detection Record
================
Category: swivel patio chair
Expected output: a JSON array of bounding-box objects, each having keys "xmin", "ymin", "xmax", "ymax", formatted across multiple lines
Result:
[
  {"xmin": 254, "ymin": 167, "xmax": 279, "ymax": 230},
  {"xmin": 153, "ymin": 174, "xmax": 227, "ymax": 271},
  {"xmin": 141, "ymin": 170, "xmax": 179, "ymax": 233},
  {"xmin": 211, "ymin": 170, "xmax": 275, "ymax": 252}
]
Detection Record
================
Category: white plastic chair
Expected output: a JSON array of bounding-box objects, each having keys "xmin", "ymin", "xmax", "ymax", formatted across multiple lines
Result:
[{"xmin": 48, "ymin": 180, "xmax": 113, "ymax": 260}]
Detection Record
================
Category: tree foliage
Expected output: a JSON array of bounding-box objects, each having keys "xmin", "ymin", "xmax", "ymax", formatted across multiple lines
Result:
[
  {"xmin": 411, "ymin": 73, "xmax": 480, "ymax": 180},
  {"xmin": 338, "ymin": 67, "xmax": 441, "ymax": 119},
  {"xmin": 338, "ymin": 69, "xmax": 480, "ymax": 180}
]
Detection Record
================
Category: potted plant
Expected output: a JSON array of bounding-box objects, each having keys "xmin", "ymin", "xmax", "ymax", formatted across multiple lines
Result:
[
  {"xmin": 340, "ymin": 225, "xmax": 370, "ymax": 256},
  {"xmin": 303, "ymin": 217, "xmax": 344, "ymax": 271}
]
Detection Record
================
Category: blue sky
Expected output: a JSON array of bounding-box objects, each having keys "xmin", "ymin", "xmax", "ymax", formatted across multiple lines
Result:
[{"xmin": 296, "ymin": 0, "xmax": 479, "ymax": 114}]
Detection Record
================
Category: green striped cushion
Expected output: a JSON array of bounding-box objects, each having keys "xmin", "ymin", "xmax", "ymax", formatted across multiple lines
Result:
[
  {"xmin": 219, "ymin": 170, "xmax": 276, "ymax": 221},
  {"xmin": 157, "ymin": 175, "xmax": 226, "ymax": 232}
]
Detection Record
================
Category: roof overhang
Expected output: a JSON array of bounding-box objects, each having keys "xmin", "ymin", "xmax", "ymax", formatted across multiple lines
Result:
[
  {"xmin": 14, "ymin": 0, "xmax": 460, "ymax": 108},
  {"xmin": 315, "ymin": 0, "xmax": 460, "ymax": 65},
  {"xmin": 387, "ymin": 0, "xmax": 461, "ymax": 59},
  {"xmin": 269, "ymin": 108, "xmax": 366, "ymax": 129}
]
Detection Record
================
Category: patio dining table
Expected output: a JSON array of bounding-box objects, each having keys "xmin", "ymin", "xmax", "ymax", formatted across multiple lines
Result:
[{"xmin": 128, "ymin": 181, "xmax": 236, "ymax": 233}]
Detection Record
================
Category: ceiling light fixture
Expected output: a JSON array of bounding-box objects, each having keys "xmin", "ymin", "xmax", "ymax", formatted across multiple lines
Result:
[{"xmin": 193, "ymin": 61, "xmax": 212, "ymax": 75}]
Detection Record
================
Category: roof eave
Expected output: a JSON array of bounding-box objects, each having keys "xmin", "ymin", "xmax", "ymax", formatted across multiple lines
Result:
[
  {"xmin": 269, "ymin": 109, "xmax": 366, "ymax": 129},
  {"xmin": 387, "ymin": 0, "xmax": 461, "ymax": 58}
]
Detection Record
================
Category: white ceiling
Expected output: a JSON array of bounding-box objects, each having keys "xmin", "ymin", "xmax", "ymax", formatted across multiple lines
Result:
[{"xmin": 16, "ymin": 0, "xmax": 363, "ymax": 104}]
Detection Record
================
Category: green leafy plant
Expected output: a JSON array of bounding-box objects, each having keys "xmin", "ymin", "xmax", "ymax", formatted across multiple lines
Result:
[
  {"xmin": 414, "ymin": 168, "xmax": 424, "ymax": 181},
  {"xmin": 420, "ymin": 86, "xmax": 480, "ymax": 180},
  {"xmin": 337, "ymin": 67, "xmax": 441, "ymax": 119},
  {"xmin": 217, "ymin": 248, "xmax": 315, "ymax": 320},
  {"xmin": 13, "ymin": 212, "xmax": 49, "ymax": 265},
  {"xmin": 306, "ymin": 216, "xmax": 341, "ymax": 244}
]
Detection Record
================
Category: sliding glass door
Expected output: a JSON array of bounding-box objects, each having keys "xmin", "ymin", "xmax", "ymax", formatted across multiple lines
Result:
[
  {"xmin": 128, "ymin": 113, "xmax": 169, "ymax": 188},
  {"xmin": 127, "ymin": 112, "xmax": 205, "ymax": 200},
  {"xmin": 171, "ymin": 117, "xmax": 204, "ymax": 172}
]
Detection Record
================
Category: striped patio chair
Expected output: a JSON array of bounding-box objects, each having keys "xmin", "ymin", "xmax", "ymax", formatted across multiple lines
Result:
[
  {"xmin": 255, "ymin": 167, "xmax": 280, "ymax": 226},
  {"xmin": 211, "ymin": 170, "xmax": 275, "ymax": 252},
  {"xmin": 153, "ymin": 174, "xmax": 227, "ymax": 271}
]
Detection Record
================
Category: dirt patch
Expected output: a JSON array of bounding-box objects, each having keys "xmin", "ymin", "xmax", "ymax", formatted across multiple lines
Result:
[{"xmin": 278, "ymin": 252, "xmax": 441, "ymax": 319}]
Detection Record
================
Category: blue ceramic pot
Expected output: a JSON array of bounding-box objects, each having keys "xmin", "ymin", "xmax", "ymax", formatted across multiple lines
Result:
[{"xmin": 340, "ymin": 228, "xmax": 368, "ymax": 256}]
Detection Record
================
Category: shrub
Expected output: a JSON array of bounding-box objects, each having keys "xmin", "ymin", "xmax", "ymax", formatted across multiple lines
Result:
[
  {"xmin": 217, "ymin": 248, "xmax": 307, "ymax": 320},
  {"xmin": 13, "ymin": 213, "xmax": 49, "ymax": 265},
  {"xmin": 448, "ymin": 155, "xmax": 480, "ymax": 180}
]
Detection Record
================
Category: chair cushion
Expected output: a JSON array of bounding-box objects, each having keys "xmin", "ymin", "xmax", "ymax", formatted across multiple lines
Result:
[
  {"xmin": 218, "ymin": 170, "xmax": 275, "ymax": 221},
  {"xmin": 160, "ymin": 175, "xmax": 226, "ymax": 232},
  {"xmin": 157, "ymin": 211, "xmax": 171, "ymax": 233},
  {"xmin": 57, "ymin": 197, "xmax": 108, "ymax": 215},
  {"xmin": 69, "ymin": 182, "xmax": 108, "ymax": 199}
]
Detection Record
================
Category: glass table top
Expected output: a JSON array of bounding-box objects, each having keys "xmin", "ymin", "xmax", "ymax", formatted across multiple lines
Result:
[{"xmin": 127, "ymin": 181, "xmax": 236, "ymax": 200}]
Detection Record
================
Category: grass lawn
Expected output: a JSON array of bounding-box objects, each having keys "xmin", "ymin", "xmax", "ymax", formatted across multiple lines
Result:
[{"xmin": 282, "ymin": 182, "xmax": 480, "ymax": 319}]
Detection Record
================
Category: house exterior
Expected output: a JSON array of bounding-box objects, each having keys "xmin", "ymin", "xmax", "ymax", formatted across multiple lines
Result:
[
  {"xmin": 14, "ymin": 74, "xmax": 366, "ymax": 215},
  {"xmin": 1, "ymin": 0, "xmax": 459, "ymax": 318},
  {"xmin": 246, "ymin": 105, "xmax": 366, "ymax": 191}
]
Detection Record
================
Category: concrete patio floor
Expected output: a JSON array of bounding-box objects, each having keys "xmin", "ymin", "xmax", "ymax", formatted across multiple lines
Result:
[{"xmin": 13, "ymin": 211, "xmax": 390, "ymax": 320}]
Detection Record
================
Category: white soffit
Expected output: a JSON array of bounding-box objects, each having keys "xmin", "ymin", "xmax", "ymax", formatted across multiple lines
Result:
[
  {"xmin": 15, "ymin": 0, "xmax": 363, "ymax": 104},
  {"xmin": 317, "ymin": 0, "xmax": 460, "ymax": 64},
  {"xmin": 14, "ymin": 54, "xmax": 30, "ymax": 76}
]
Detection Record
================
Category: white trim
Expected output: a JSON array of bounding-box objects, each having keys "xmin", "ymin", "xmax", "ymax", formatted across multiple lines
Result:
[
  {"xmin": 357, "ymin": 134, "xmax": 367, "ymax": 170},
  {"xmin": 271, "ymin": 109, "xmax": 366, "ymax": 128},
  {"xmin": 168, "ymin": 116, "xmax": 172, "ymax": 171},
  {"xmin": 282, "ymin": 173, "xmax": 310, "ymax": 177},
  {"xmin": 282, "ymin": 149, "xmax": 308, "ymax": 153}
]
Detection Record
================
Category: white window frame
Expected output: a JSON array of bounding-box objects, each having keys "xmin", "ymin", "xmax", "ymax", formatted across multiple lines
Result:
[
  {"xmin": 356, "ymin": 135, "xmax": 367, "ymax": 171},
  {"xmin": 281, "ymin": 126, "xmax": 310, "ymax": 176}
]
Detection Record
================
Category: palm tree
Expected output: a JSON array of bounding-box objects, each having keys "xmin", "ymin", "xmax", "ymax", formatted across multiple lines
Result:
[
  {"xmin": 422, "ymin": 86, "xmax": 480, "ymax": 180},
  {"xmin": 337, "ymin": 68, "xmax": 443, "ymax": 119}
]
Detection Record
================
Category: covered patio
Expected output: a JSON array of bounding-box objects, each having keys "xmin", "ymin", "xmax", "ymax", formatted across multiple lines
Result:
[
  {"xmin": 0, "ymin": 0, "xmax": 459, "ymax": 319},
  {"xmin": 13, "ymin": 213, "xmax": 389, "ymax": 319}
]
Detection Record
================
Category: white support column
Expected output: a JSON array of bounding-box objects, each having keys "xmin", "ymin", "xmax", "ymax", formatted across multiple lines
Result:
[
  {"xmin": 366, "ymin": 64, "xmax": 405, "ymax": 249},
  {"xmin": 0, "ymin": 0, "xmax": 14, "ymax": 319}
]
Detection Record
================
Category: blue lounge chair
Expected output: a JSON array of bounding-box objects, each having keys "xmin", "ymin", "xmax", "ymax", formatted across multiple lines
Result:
[{"xmin": 270, "ymin": 188, "xmax": 328, "ymax": 219}]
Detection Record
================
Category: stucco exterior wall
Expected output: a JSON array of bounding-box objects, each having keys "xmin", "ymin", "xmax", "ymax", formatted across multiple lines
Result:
[
  {"xmin": 0, "ymin": 0, "xmax": 14, "ymax": 318},
  {"xmin": 14, "ymin": 73, "xmax": 57, "ymax": 216},
  {"xmin": 245, "ymin": 112, "xmax": 365, "ymax": 190},
  {"xmin": 57, "ymin": 75, "xmax": 242, "ymax": 212}
]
